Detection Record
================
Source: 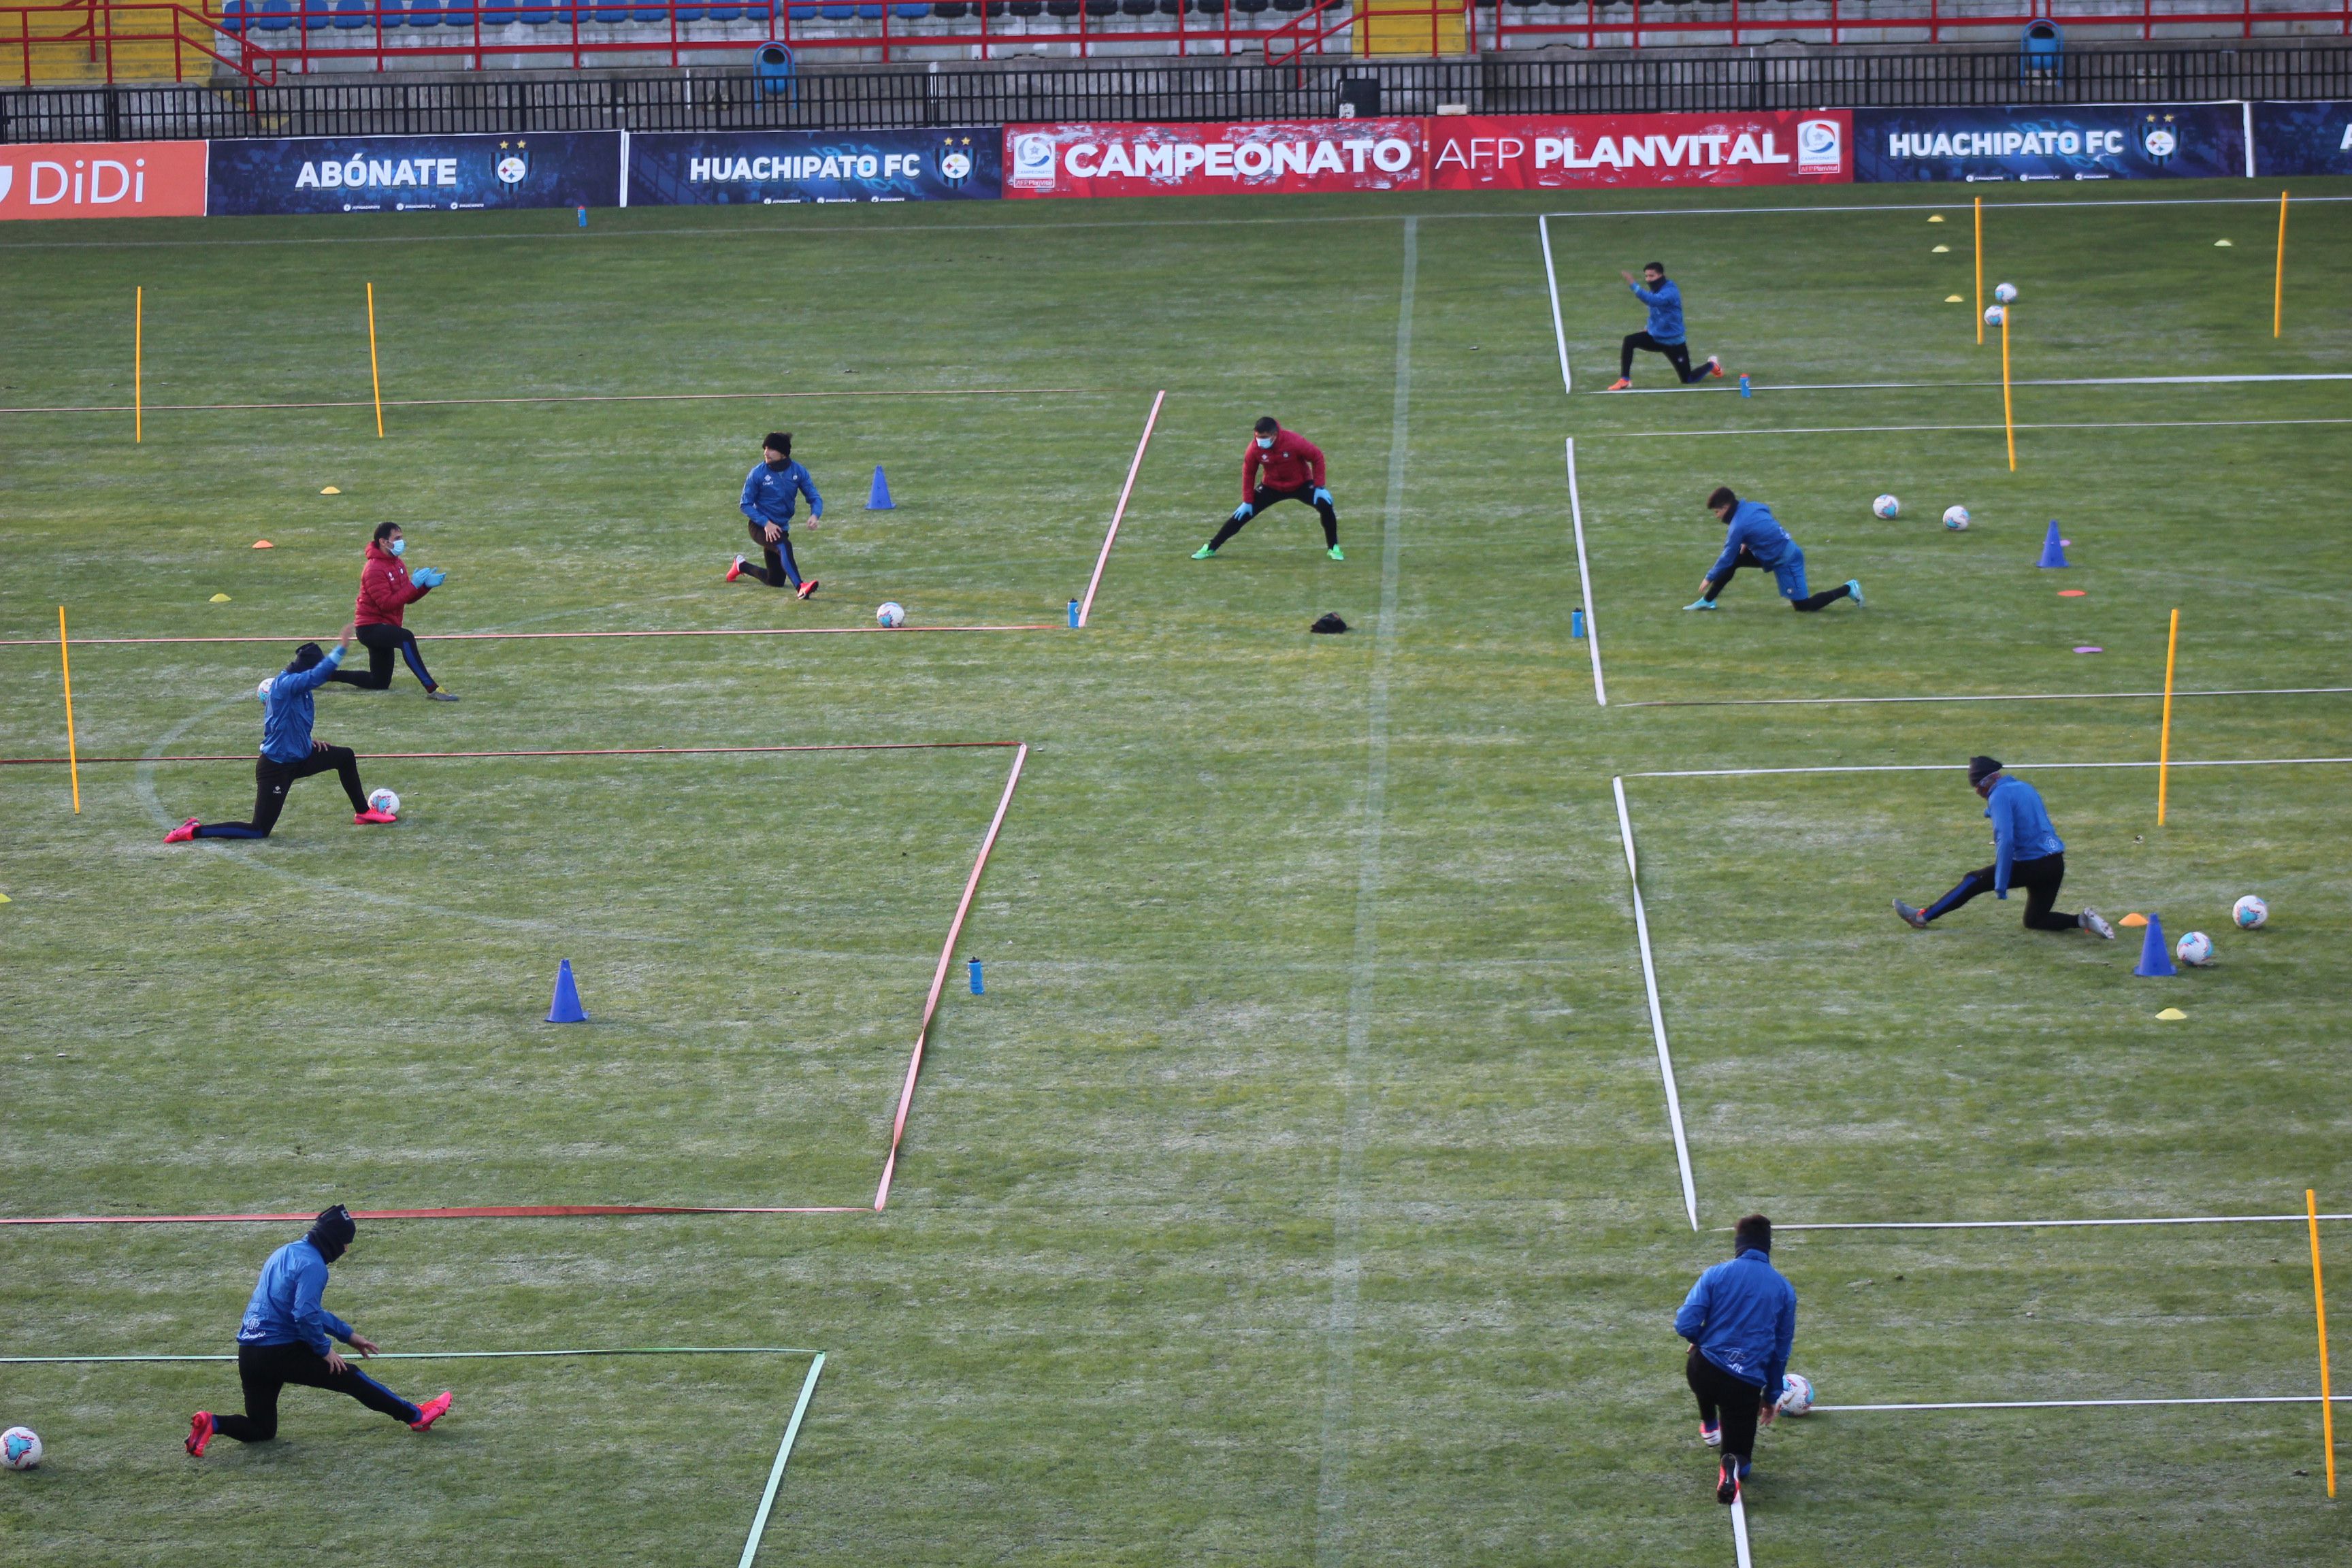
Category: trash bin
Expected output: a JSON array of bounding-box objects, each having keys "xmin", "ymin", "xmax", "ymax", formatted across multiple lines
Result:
[
  {"xmin": 2021, "ymin": 20, "xmax": 2061, "ymax": 78},
  {"xmin": 754, "ymin": 41, "xmax": 796, "ymax": 97}
]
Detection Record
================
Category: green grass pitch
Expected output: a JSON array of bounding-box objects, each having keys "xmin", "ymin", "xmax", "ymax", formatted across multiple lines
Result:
[{"xmin": 3, "ymin": 179, "xmax": 2350, "ymax": 1565}]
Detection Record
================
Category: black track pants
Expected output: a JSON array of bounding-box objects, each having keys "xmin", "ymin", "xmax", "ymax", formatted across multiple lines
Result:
[
  {"xmin": 194, "ymin": 747, "xmax": 369, "ymax": 839},
  {"xmin": 1209, "ymin": 483, "xmax": 1339, "ymax": 551},
  {"xmin": 1922, "ymin": 851, "xmax": 2078, "ymax": 931},
  {"xmin": 742, "ymin": 521, "xmax": 804, "ymax": 587},
  {"xmin": 213, "ymin": 1341, "xmax": 420, "ymax": 1442},
  {"xmin": 1686, "ymin": 1345, "xmax": 1767, "ymax": 1466},
  {"xmin": 327, "ymin": 623, "xmax": 438, "ymax": 691},
  {"xmin": 1622, "ymin": 331, "xmax": 1705, "ymax": 383}
]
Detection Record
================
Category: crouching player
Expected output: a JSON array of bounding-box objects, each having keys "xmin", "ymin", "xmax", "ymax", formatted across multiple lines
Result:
[
  {"xmin": 1676, "ymin": 1213, "xmax": 1797, "ymax": 1505},
  {"xmin": 164, "ymin": 628, "xmax": 399, "ymax": 843},
  {"xmin": 186, "ymin": 1205, "xmax": 451, "ymax": 1456},
  {"xmin": 1894, "ymin": 756, "xmax": 2118, "ymax": 939},
  {"xmin": 1192, "ymin": 416, "xmax": 1343, "ymax": 561},
  {"xmin": 729, "ymin": 431, "xmax": 823, "ymax": 600},
  {"xmin": 1687, "ymin": 487, "xmax": 1861, "ymax": 613}
]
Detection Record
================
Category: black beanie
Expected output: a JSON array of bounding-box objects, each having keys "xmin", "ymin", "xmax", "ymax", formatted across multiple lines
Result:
[
  {"xmin": 1967, "ymin": 755, "xmax": 2004, "ymax": 787},
  {"xmin": 306, "ymin": 1203, "xmax": 356, "ymax": 1261},
  {"xmin": 287, "ymin": 642, "xmax": 326, "ymax": 674}
]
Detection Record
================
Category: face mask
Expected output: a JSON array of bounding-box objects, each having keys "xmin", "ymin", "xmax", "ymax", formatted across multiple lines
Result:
[
  {"xmin": 388, "ymin": 538, "xmax": 406, "ymax": 557},
  {"xmin": 1256, "ymin": 436, "xmax": 1274, "ymax": 449}
]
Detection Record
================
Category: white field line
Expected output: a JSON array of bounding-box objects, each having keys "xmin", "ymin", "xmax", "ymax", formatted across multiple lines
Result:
[
  {"xmin": 1602, "ymin": 416, "xmax": 2352, "ymax": 440},
  {"xmin": 1776, "ymin": 1213, "xmax": 2352, "ymax": 1232},
  {"xmin": 1316, "ymin": 214, "xmax": 1417, "ymax": 1568},
  {"xmin": 1604, "ymin": 372, "xmax": 2352, "ymax": 394},
  {"xmin": 1621, "ymin": 687, "xmax": 2352, "ymax": 710},
  {"xmin": 1729, "ymin": 1491, "xmax": 1754, "ymax": 1568},
  {"xmin": 1626, "ymin": 757, "xmax": 2352, "ymax": 781},
  {"xmin": 736, "ymin": 1351, "xmax": 826, "ymax": 1568},
  {"xmin": 1565, "ymin": 438, "xmax": 1606, "ymax": 706},
  {"xmin": 1075, "ymin": 388, "xmax": 1166, "ymax": 629},
  {"xmin": 1538, "ymin": 195, "xmax": 2352, "ymax": 220},
  {"xmin": 1539, "ymin": 214, "xmax": 1573, "ymax": 395},
  {"xmin": 1613, "ymin": 776, "xmax": 1699, "ymax": 1232},
  {"xmin": 1817, "ymin": 1394, "xmax": 2352, "ymax": 1413}
]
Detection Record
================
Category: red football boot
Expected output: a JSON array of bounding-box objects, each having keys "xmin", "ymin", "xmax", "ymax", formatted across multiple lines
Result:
[
  {"xmin": 410, "ymin": 1392, "xmax": 453, "ymax": 1432},
  {"xmin": 186, "ymin": 1411, "xmax": 214, "ymax": 1457}
]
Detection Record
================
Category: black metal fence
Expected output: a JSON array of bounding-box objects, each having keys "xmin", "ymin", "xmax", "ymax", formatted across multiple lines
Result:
[{"xmin": 7, "ymin": 43, "xmax": 2351, "ymax": 142}]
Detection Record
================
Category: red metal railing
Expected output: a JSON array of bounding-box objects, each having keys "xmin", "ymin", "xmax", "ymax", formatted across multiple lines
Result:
[
  {"xmin": 11, "ymin": 0, "xmax": 282, "ymax": 84},
  {"xmin": 1488, "ymin": 0, "xmax": 2351, "ymax": 51},
  {"xmin": 1266, "ymin": 0, "xmax": 1471, "ymax": 63}
]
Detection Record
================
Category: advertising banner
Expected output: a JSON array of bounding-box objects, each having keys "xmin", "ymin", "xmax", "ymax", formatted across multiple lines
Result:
[
  {"xmin": 1426, "ymin": 112, "xmax": 1850, "ymax": 189},
  {"xmin": 627, "ymin": 128, "xmax": 1000, "ymax": 205},
  {"xmin": 1853, "ymin": 104, "xmax": 2244, "ymax": 182},
  {"xmin": 1004, "ymin": 120, "xmax": 1426, "ymax": 199},
  {"xmin": 206, "ymin": 132, "xmax": 622, "ymax": 215},
  {"xmin": 2253, "ymin": 100, "xmax": 2352, "ymax": 176},
  {"xmin": 0, "ymin": 140, "xmax": 208, "ymax": 221}
]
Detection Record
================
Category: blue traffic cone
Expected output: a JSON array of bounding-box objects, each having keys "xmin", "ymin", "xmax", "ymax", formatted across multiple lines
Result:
[
  {"xmin": 2037, "ymin": 520, "xmax": 2068, "ymax": 568},
  {"xmin": 865, "ymin": 465, "xmax": 895, "ymax": 510},
  {"xmin": 546, "ymin": 958, "xmax": 588, "ymax": 1022},
  {"xmin": 2133, "ymin": 914, "xmax": 2176, "ymax": 977}
]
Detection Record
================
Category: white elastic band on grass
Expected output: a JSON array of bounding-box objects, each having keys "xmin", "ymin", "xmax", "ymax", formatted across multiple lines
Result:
[
  {"xmin": 1729, "ymin": 1490, "xmax": 1754, "ymax": 1568},
  {"xmin": 1539, "ymin": 214, "xmax": 1572, "ymax": 395},
  {"xmin": 1626, "ymin": 757, "xmax": 2352, "ymax": 780},
  {"xmin": 1774, "ymin": 1213, "xmax": 2352, "ymax": 1232},
  {"xmin": 1621, "ymin": 687, "xmax": 2352, "ymax": 710},
  {"xmin": 1603, "ymin": 372, "xmax": 2352, "ymax": 394},
  {"xmin": 1817, "ymin": 1394, "xmax": 2352, "ymax": 1413},
  {"xmin": 1604, "ymin": 416, "xmax": 2352, "ymax": 440},
  {"xmin": 736, "ymin": 1351, "xmax": 826, "ymax": 1568},
  {"xmin": 1614, "ymin": 777, "xmax": 1697, "ymax": 1231},
  {"xmin": 1538, "ymin": 195, "xmax": 2352, "ymax": 220},
  {"xmin": 1565, "ymin": 438, "xmax": 1605, "ymax": 707}
]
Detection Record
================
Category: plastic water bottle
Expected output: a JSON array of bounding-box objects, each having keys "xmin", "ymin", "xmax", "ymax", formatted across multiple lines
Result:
[
  {"xmin": 576, "ymin": 206, "xmax": 587, "ymax": 228},
  {"xmin": 1068, "ymin": 599, "xmax": 1080, "ymax": 628},
  {"xmin": 1571, "ymin": 608, "xmax": 1585, "ymax": 640},
  {"xmin": 968, "ymin": 958, "xmax": 983, "ymax": 995},
  {"xmin": 1738, "ymin": 373, "xmax": 1752, "ymax": 398}
]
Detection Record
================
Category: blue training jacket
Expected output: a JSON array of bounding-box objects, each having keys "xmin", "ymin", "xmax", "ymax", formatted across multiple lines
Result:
[
  {"xmin": 1676, "ymin": 1247, "xmax": 1797, "ymax": 1399},
  {"xmin": 255, "ymin": 646, "xmax": 344, "ymax": 765},
  {"xmin": 1986, "ymin": 773, "xmax": 2065, "ymax": 896},
  {"xmin": 1630, "ymin": 277, "xmax": 1686, "ymax": 344},
  {"xmin": 1706, "ymin": 499, "xmax": 1796, "ymax": 583},
  {"xmin": 740, "ymin": 459, "xmax": 823, "ymax": 528},
  {"xmin": 237, "ymin": 1237, "xmax": 356, "ymax": 1355}
]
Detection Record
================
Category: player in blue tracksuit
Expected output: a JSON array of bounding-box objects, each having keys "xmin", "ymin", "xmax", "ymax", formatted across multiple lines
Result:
[
  {"xmin": 163, "ymin": 628, "xmax": 400, "ymax": 843},
  {"xmin": 186, "ymin": 1205, "xmax": 451, "ymax": 1454},
  {"xmin": 1895, "ymin": 757, "xmax": 2118, "ymax": 938},
  {"xmin": 1687, "ymin": 488, "xmax": 1861, "ymax": 613},
  {"xmin": 1608, "ymin": 262, "xmax": 1725, "ymax": 390},
  {"xmin": 1676, "ymin": 1214, "xmax": 1797, "ymax": 1504},
  {"xmin": 729, "ymin": 431, "xmax": 823, "ymax": 600}
]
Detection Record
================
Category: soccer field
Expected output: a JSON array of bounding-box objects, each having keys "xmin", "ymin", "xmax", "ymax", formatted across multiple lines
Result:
[{"xmin": 3, "ymin": 180, "xmax": 2350, "ymax": 1565}]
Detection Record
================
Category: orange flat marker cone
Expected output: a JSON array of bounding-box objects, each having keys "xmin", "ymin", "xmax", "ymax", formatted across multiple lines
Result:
[
  {"xmin": 2120, "ymin": 913, "xmax": 2149, "ymax": 928},
  {"xmin": 252, "ymin": 540, "xmax": 274, "ymax": 549}
]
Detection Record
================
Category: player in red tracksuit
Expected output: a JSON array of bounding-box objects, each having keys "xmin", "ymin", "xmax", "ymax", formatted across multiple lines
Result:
[
  {"xmin": 1193, "ymin": 416, "xmax": 1344, "ymax": 561},
  {"xmin": 327, "ymin": 523, "xmax": 458, "ymax": 702}
]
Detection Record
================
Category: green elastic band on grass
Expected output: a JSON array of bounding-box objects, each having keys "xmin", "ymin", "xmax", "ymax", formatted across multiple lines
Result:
[
  {"xmin": 738, "ymin": 1351, "xmax": 826, "ymax": 1568},
  {"xmin": 0, "ymin": 1346, "xmax": 821, "ymax": 1365}
]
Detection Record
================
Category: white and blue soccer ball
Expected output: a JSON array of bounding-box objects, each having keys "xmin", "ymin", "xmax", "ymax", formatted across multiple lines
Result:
[
  {"xmin": 1776, "ymin": 1373, "xmax": 1815, "ymax": 1417},
  {"xmin": 367, "ymin": 787, "xmax": 399, "ymax": 817},
  {"xmin": 1, "ymin": 1426, "xmax": 42, "ymax": 1470},
  {"xmin": 1942, "ymin": 505, "xmax": 1972, "ymax": 531},
  {"xmin": 1983, "ymin": 304, "xmax": 2006, "ymax": 328},
  {"xmin": 1994, "ymin": 282, "xmax": 2019, "ymax": 304},
  {"xmin": 2232, "ymin": 895, "xmax": 2268, "ymax": 929},
  {"xmin": 1872, "ymin": 494, "xmax": 1901, "ymax": 519},
  {"xmin": 2176, "ymin": 930, "xmax": 2215, "ymax": 967},
  {"xmin": 875, "ymin": 602, "xmax": 906, "ymax": 629}
]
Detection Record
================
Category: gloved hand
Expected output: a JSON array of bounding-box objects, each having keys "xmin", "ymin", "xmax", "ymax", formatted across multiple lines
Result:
[
  {"xmin": 1311, "ymin": 487, "xmax": 1333, "ymax": 508},
  {"xmin": 1230, "ymin": 503, "xmax": 1255, "ymax": 523},
  {"xmin": 411, "ymin": 567, "xmax": 446, "ymax": 589}
]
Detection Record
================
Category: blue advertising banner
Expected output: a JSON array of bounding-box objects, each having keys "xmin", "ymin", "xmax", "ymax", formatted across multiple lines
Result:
[
  {"xmin": 207, "ymin": 133, "xmax": 622, "ymax": 216},
  {"xmin": 1854, "ymin": 104, "xmax": 2245, "ymax": 182},
  {"xmin": 2254, "ymin": 101, "xmax": 2352, "ymax": 176},
  {"xmin": 625, "ymin": 129, "xmax": 1000, "ymax": 206}
]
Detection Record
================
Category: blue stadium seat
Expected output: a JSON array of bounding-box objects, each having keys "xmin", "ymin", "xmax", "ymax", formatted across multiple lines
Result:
[
  {"xmin": 588, "ymin": 0, "xmax": 627, "ymax": 21},
  {"xmin": 892, "ymin": 3, "xmax": 926, "ymax": 16},
  {"xmin": 481, "ymin": 0, "xmax": 517, "ymax": 22},
  {"xmin": 520, "ymin": 0, "xmax": 558, "ymax": 21},
  {"xmin": 301, "ymin": 0, "xmax": 331, "ymax": 28},
  {"xmin": 630, "ymin": 0, "xmax": 665, "ymax": 19},
  {"xmin": 407, "ymin": 0, "xmax": 440, "ymax": 22},
  {"xmin": 440, "ymin": 0, "xmax": 474, "ymax": 22},
  {"xmin": 254, "ymin": 0, "xmax": 293, "ymax": 27},
  {"xmin": 332, "ymin": 0, "xmax": 370, "ymax": 27},
  {"xmin": 819, "ymin": 3, "xmax": 854, "ymax": 16},
  {"xmin": 704, "ymin": 0, "xmax": 739, "ymax": 14},
  {"xmin": 219, "ymin": 0, "xmax": 246, "ymax": 31},
  {"xmin": 673, "ymin": 1, "xmax": 707, "ymax": 18}
]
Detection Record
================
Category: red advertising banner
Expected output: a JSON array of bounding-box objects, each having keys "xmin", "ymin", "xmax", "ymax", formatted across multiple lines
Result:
[
  {"xmin": 1004, "ymin": 120, "xmax": 1426, "ymax": 199},
  {"xmin": 1426, "ymin": 112, "xmax": 1852, "ymax": 189},
  {"xmin": 0, "ymin": 140, "xmax": 209, "ymax": 220}
]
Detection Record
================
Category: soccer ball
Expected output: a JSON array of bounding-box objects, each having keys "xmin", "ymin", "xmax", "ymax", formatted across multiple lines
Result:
[
  {"xmin": 1776, "ymin": 1373, "xmax": 1816, "ymax": 1417},
  {"xmin": 1942, "ymin": 506, "xmax": 1971, "ymax": 531},
  {"xmin": 1984, "ymin": 304, "xmax": 2006, "ymax": 328},
  {"xmin": 876, "ymin": 602, "xmax": 906, "ymax": 629},
  {"xmin": 2176, "ymin": 930, "xmax": 2215, "ymax": 967},
  {"xmin": 1872, "ymin": 494, "xmax": 1901, "ymax": 519},
  {"xmin": 368, "ymin": 787, "xmax": 400, "ymax": 817},
  {"xmin": 1, "ymin": 1427, "xmax": 42, "ymax": 1470},
  {"xmin": 2232, "ymin": 895, "xmax": 2268, "ymax": 929},
  {"xmin": 1994, "ymin": 282, "xmax": 2019, "ymax": 304}
]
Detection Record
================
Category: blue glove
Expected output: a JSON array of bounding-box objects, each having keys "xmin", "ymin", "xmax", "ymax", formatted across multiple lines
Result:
[
  {"xmin": 412, "ymin": 568, "xmax": 446, "ymax": 589},
  {"xmin": 1311, "ymin": 487, "xmax": 1333, "ymax": 508},
  {"xmin": 1230, "ymin": 503, "xmax": 1255, "ymax": 522}
]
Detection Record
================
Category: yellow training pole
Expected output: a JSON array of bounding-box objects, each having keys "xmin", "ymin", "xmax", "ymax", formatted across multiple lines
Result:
[
  {"xmin": 2157, "ymin": 608, "xmax": 2178, "ymax": 825},
  {"xmin": 59, "ymin": 606, "xmax": 82, "ymax": 815},
  {"xmin": 365, "ymin": 281, "xmax": 385, "ymax": 439},
  {"xmin": 2311, "ymin": 1189, "xmax": 2337, "ymax": 1499},
  {"xmin": 2274, "ymin": 190, "xmax": 2289, "ymax": 340},
  {"xmin": 1974, "ymin": 196, "xmax": 1984, "ymax": 346},
  {"xmin": 1999, "ymin": 304, "xmax": 2015, "ymax": 472},
  {"xmin": 134, "ymin": 285, "xmax": 144, "ymax": 444}
]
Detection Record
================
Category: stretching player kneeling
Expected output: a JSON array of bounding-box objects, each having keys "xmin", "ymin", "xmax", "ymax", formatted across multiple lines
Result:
[
  {"xmin": 1686, "ymin": 487, "xmax": 1861, "ymax": 614},
  {"xmin": 1193, "ymin": 416, "xmax": 1343, "ymax": 562},
  {"xmin": 1894, "ymin": 757, "xmax": 2118, "ymax": 939},
  {"xmin": 163, "ymin": 628, "xmax": 399, "ymax": 843}
]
